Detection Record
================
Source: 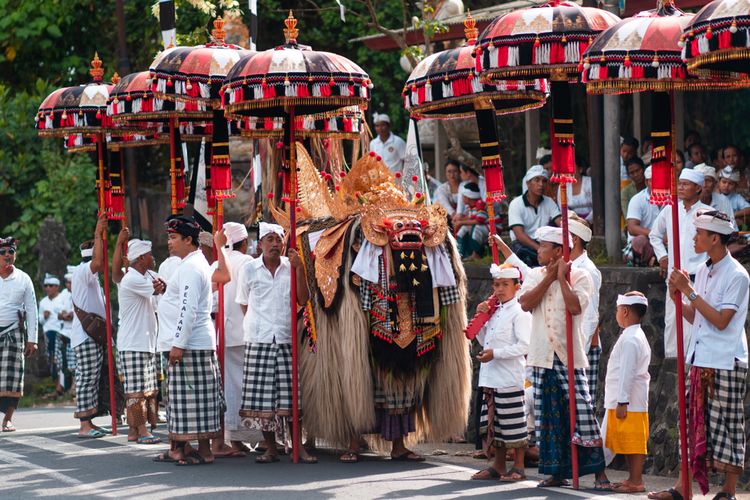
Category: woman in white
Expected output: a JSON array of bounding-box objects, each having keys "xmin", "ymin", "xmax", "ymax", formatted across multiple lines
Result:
[{"xmin": 557, "ymin": 161, "xmax": 593, "ymax": 223}]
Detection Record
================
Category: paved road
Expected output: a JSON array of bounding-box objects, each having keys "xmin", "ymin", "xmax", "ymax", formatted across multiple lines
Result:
[{"xmin": 0, "ymin": 407, "xmax": 745, "ymax": 499}]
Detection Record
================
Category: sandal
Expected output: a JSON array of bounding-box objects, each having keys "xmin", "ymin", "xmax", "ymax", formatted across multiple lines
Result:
[
  {"xmin": 136, "ymin": 435, "xmax": 162, "ymax": 445},
  {"xmin": 2, "ymin": 422, "xmax": 16, "ymax": 432},
  {"xmin": 594, "ymin": 478, "xmax": 613, "ymax": 491},
  {"xmin": 472, "ymin": 450, "xmax": 488, "ymax": 460},
  {"xmin": 176, "ymin": 451, "xmax": 213, "ymax": 466},
  {"xmin": 712, "ymin": 493, "xmax": 736, "ymax": 500},
  {"xmin": 77, "ymin": 429, "xmax": 105, "ymax": 439},
  {"xmin": 214, "ymin": 449, "xmax": 246, "ymax": 458},
  {"xmin": 391, "ymin": 451, "xmax": 425, "ymax": 462},
  {"xmin": 612, "ymin": 482, "xmax": 646, "ymax": 493},
  {"xmin": 339, "ymin": 451, "xmax": 359, "ymax": 463},
  {"xmin": 153, "ymin": 452, "xmax": 177, "ymax": 463},
  {"xmin": 300, "ymin": 455, "xmax": 318, "ymax": 464},
  {"xmin": 255, "ymin": 454, "xmax": 280, "ymax": 464},
  {"xmin": 537, "ymin": 477, "xmax": 569, "ymax": 488},
  {"xmin": 500, "ymin": 468, "xmax": 527, "ymax": 482},
  {"xmin": 471, "ymin": 467, "xmax": 501, "ymax": 480},
  {"xmin": 647, "ymin": 488, "xmax": 684, "ymax": 500}
]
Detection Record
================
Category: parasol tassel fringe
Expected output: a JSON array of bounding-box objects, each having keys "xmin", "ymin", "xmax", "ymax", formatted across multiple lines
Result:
[
  {"xmin": 442, "ymin": 81, "xmax": 453, "ymax": 98},
  {"xmin": 564, "ymin": 41, "xmax": 580, "ymax": 63},
  {"xmin": 471, "ymin": 76, "xmax": 483, "ymax": 93}
]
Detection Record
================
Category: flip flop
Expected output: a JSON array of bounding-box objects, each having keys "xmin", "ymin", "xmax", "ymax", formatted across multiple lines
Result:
[
  {"xmin": 77, "ymin": 429, "xmax": 105, "ymax": 439},
  {"xmin": 594, "ymin": 479, "xmax": 614, "ymax": 491},
  {"xmin": 339, "ymin": 451, "xmax": 359, "ymax": 463},
  {"xmin": 471, "ymin": 467, "xmax": 501, "ymax": 480},
  {"xmin": 612, "ymin": 483, "xmax": 646, "ymax": 494},
  {"xmin": 647, "ymin": 488, "xmax": 684, "ymax": 500},
  {"xmin": 233, "ymin": 443, "xmax": 253, "ymax": 454},
  {"xmin": 391, "ymin": 452, "xmax": 425, "ymax": 462},
  {"xmin": 2, "ymin": 423, "xmax": 16, "ymax": 432},
  {"xmin": 215, "ymin": 449, "xmax": 246, "ymax": 458},
  {"xmin": 300, "ymin": 455, "xmax": 318, "ymax": 464},
  {"xmin": 500, "ymin": 468, "xmax": 527, "ymax": 482},
  {"xmin": 136, "ymin": 435, "xmax": 162, "ymax": 445},
  {"xmin": 537, "ymin": 477, "xmax": 570, "ymax": 488},
  {"xmin": 712, "ymin": 493, "xmax": 737, "ymax": 500},
  {"xmin": 153, "ymin": 452, "xmax": 177, "ymax": 463},
  {"xmin": 176, "ymin": 451, "xmax": 213, "ymax": 466},
  {"xmin": 255, "ymin": 454, "xmax": 280, "ymax": 464}
]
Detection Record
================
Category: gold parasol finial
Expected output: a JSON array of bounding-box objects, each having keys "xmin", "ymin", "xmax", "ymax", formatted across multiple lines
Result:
[
  {"xmin": 90, "ymin": 53, "xmax": 104, "ymax": 82},
  {"xmin": 212, "ymin": 16, "xmax": 226, "ymax": 43},
  {"xmin": 464, "ymin": 11, "xmax": 478, "ymax": 44},
  {"xmin": 283, "ymin": 10, "xmax": 299, "ymax": 44},
  {"xmin": 111, "ymin": 72, "xmax": 121, "ymax": 85}
]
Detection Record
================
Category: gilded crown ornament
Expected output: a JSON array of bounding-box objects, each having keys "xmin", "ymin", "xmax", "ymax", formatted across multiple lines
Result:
[
  {"xmin": 89, "ymin": 53, "xmax": 104, "ymax": 82},
  {"xmin": 211, "ymin": 16, "xmax": 226, "ymax": 43},
  {"xmin": 284, "ymin": 10, "xmax": 299, "ymax": 44},
  {"xmin": 464, "ymin": 11, "xmax": 478, "ymax": 44}
]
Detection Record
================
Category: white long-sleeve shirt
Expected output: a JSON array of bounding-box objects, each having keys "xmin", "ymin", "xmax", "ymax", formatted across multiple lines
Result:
[
  {"xmin": 649, "ymin": 200, "xmax": 711, "ymax": 276},
  {"xmin": 0, "ymin": 267, "xmax": 38, "ymax": 343},
  {"xmin": 39, "ymin": 295, "xmax": 65, "ymax": 334},
  {"xmin": 212, "ymin": 250, "xmax": 253, "ymax": 347},
  {"xmin": 604, "ymin": 324, "xmax": 651, "ymax": 411},
  {"xmin": 172, "ymin": 250, "xmax": 215, "ymax": 351},
  {"xmin": 572, "ymin": 251, "xmax": 601, "ymax": 351},
  {"xmin": 476, "ymin": 297, "xmax": 531, "ymax": 390},
  {"xmin": 71, "ymin": 262, "xmax": 105, "ymax": 348}
]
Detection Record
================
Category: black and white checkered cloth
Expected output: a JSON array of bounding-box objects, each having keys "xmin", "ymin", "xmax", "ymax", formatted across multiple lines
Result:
[
  {"xmin": 532, "ymin": 354, "xmax": 602, "ymax": 447},
  {"xmin": 73, "ymin": 338, "xmax": 103, "ymax": 418},
  {"xmin": 479, "ymin": 387, "xmax": 528, "ymax": 448},
  {"xmin": 0, "ymin": 326, "xmax": 25, "ymax": 397},
  {"xmin": 118, "ymin": 351, "xmax": 158, "ymax": 400},
  {"xmin": 167, "ymin": 350, "xmax": 224, "ymax": 441},
  {"xmin": 586, "ymin": 345, "xmax": 602, "ymax": 407},
  {"xmin": 374, "ymin": 380, "xmax": 418, "ymax": 411},
  {"xmin": 240, "ymin": 343, "xmax": 293, "ymax": 418}
]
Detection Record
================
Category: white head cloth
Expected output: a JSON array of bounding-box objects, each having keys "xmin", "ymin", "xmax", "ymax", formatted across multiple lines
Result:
[
  {"xmin": 719, "ymin": 166, "xmax": 740, "ymax": 183},
  {"xmin": 198, "ymin": 231, "xmax": 214, "ymax": 247},
  {"xmin": 259, "ymin": 222, "xmax": 285, "ymax": 240},
  {"xmin": 536, "ymin": 147, "xmax": 551, "ymax": 161},
  {"xmin": 644, "ymin": 166, "xmax": 652, "ymax": 180},
  {"xmin": 490, "ymin": 263, "xmax": 521, "ymax": 280},
  {"xmin": 65, "ymin": 265, "xmax": 75, "ymax": 281},
  {"xmin": 374, "ymin": 113, "xmax": 390, "ymax": 124},
  {"xmin": 43, "ymin": 274, "xmax": 60, "ymax": 286},
  {"xmin": 693, "ymin": 163, "xmax": 716, "ymax": 180},
  {"xmin": 80, "ymin": 248, "xmax": 93, "ymax": 258},
  {"xmin": 679, "ymin": 168, "xmax": 705, "ymax": 186},
  {"xmin": 568, "ymin": 217, "xmax": 592, "ymax": 243},
  {"xmin": 460, "ymin": 184, "xmax": 482, "ymax": 200},
  {"xmin": 693, "ymin": 209, "xmax": 736, "ymax": 235},
  {"xmin": 127, "ymin": 239, "xmax": 152, "ymax": 260},
  {"xmin": 522, "ymin": 164, "xmax": 549, "ymax": 194},
  {"xmin": 616, "ymin": 294, "xmax": 649, "ymax": 307},
  {"xmin": 223, "ymin": 222, "xmax": 248, "ymax": 245},
  {"xmin": 534, "ymin": 226, "xmax": 572, "ymax": 248}
]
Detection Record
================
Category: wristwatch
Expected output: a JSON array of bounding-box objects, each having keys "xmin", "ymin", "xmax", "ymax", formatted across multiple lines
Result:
[{"xmin": 687, "ymin": 291, "xmax": 698, "ymax": 302}]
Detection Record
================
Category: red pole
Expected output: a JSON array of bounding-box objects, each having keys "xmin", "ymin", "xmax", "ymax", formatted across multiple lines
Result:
[
  {"xmin": 669, "ymin": 91, "xmax": 691, "ymax": 499},
  {"xmin": 97, "ymin": 133, "xmax": 118, "ymax": 436},
  {"xmin": 216, "ymin": 200, "xmax": 225, "ymax": 380},
  {"xmin": 169, "ymin": 117, "xmax": 178, "ymax": 215},
  {"xmin": 288, "ymin": 105, "xmax": 300, "ymax": 464}
]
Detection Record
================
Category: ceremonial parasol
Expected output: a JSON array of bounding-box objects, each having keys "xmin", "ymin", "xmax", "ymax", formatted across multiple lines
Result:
[
  {"xmin": 582, "ymin": 2, "xmax": 750, "ymax": 493},
  {"xmin": 681, "ymin": 0, "xmax": 750, "ymax": 75},
  {"xmin": 476, "ymin": 1, "xmax": 620, "ymax": 488},
  {"xmin": 404, "ymin": 12, "xmax": 549, "ymax": 264},
  {"xmin": 222, "ymin": 11, "xmax": 371, "ymax": 463},
  {"xmin": 35, "ymin": 54, "xmax": 121, "ymax": 435}
]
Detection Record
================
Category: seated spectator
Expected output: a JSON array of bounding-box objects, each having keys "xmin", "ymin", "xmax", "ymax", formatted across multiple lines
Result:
[
  {"xmin": 620, "ymin": 137, "xmax": 639, "ymax": 190},
  {"xmin": 456, "ymin": 164, "xmax": 486, "ymax": 215},
  {"xmin": 718, "ymin": 166, "xmax": 750, "ymax": 227},
  {"xmin": 674, "ymin": 149, "xmax": 685, "ymax": 175},
  {"xmin": 507, "ymin": 165, "xmax": 561, "ymax": 267},
  {"xmin": 711, "ymin": 147, "xmax": 725, "ymax": 170},
  {"xmin": 685, "ymin": 142, "xmax": 707, "ymax": 169},
  {"xmin": 557, "ymin": 158, "xmax": 593, "ymax": 223},
  {"xmin": 538, "ymin": 154, "xmax": 557, "ymax": 198},
  {"xmin": 640, "ymin": 137, "xmax": 653, "ymax": 165},
  {"xmin": 722, "ymin": 144, "xmax": 750, "ymax": 199},
  {"xmin": 694, "ymin": 164, "xmax": 737, "ymax": 229},
  {"xmin": 623, "ymin": 167, "xmax": 660, "ymax": 266},
  {"xmin": 620, "ymin": 157, "xmax": 646, "ymax": 220},
  {"xmin": 434, "ymin": 160, "xmax": 462, "ymax": 216},
  {"xmin": 424, "ymin": 165, "xmax": 442, "ymax": 199},
  {"xmin": 454, "ymin": 182, "xmax": 489, "ymax": 261},
  {"xmin": 684, "ymin": 129, "xmax": 701, "ymax": 152}
]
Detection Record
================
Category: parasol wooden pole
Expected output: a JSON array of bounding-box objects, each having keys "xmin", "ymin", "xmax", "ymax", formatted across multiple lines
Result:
[
  {"xmin": 96, "ymin": 132, "xmax": 118, "ymax": 436},
  {"xmin": 472, "ymin": 101, "xmax": 501, "ymax": 265},
  {"xmin": 119, "ymin": 150, "xmax": 128, "ymax": 266},
  {"xmin": 169, "ymin": 116, "xmax": 178, "ymax": 214},
  {"xmin": 216, "ymin": 199, "xmax": 225, "ymax": 382},
  {"xmin": 668, "ymin": 90, "xmax": 691, "ymax": 499},
  {"xmin": 288, "ymin": 105, "xmax": 300, "ymax": 464}
]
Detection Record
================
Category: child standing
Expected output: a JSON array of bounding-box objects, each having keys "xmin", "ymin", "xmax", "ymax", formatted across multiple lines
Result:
[
  {"xmin": 602, "ymin": 291, "xmax": 652, "ymax": 494},
  {"xmin": 454, "ymin": 182, "xmax": 489, "ymax": 260},
  {"xmin": 470, "ymin": 263, "xmax": 531, "ymax": 481}
]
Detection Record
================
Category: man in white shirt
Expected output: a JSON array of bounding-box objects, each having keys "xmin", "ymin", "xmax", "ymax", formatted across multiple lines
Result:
[
  {"xmin": 624, "ymin": 167, "xmax": 660, "ymax": 266},
  {"xmin": 695, "ymin": 164, "xmax": 737, "ymax": 230},
  {"xmin": 113, "ymin": 233, "xmax": 161, "ymax": 445},
  {"xmin": 660, "ymin": 209, "xmax": 748, "ymax": 500},
  {"xmin": 568, "ymin": 216, "xmax": 603, "ymax": 405},
  {"xmin": 236, "ymin": 222, "xmax": 315, "ymax": 464},
  {"xmin": 507, "ymin": 165, "xmax": 561, "ymax": 267},
  {"xmin": 517, "ymin": 226, "xmax": 609, "ymax": 488},
  {"xmin": 71, "ymin": 215, "xmax": 110, "ymax": 438},
  {"xmin": 57, "ymin": 269, "xmax": 76, "ymax": 390},
  {"xmin": 39, "ymin": 274, "xmax": 65, "ymax": 393},
  {"xmin": 369, "ymin": 113, "xmax": 406, "ymax": 175},
  {"xmin": 0, "ymin": 236, "xmax": 38, "ymax": 431},
  {"xmin": 210, "ymin": 222, "xmax": 254, "ymax": 457},
  {"xmin": 155, "ymin": 215, "xmax": 224, "ymax": 465},
  {"xmin": 649, "ymin": 168, "xmax": 711, "ymax": 358}
]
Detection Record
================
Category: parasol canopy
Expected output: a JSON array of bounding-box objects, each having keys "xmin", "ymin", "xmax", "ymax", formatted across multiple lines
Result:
[
  {"xmin": 404, "ymin": 12, "xmax": 549, "ymax": 119},
  {"xmin": 476, "ymin": 0, "xmax": 620, "ymax": 81},
  {"xmin": 238, "ymin": 105, "xmax": 366, "ymax": 140},
  {"xmin": 681, "ymin": 0, "xmax": 750, "ymax": 74},
  {"xmin": 222, "ymin": 11, "xmax": 372, "ymax": 118}
]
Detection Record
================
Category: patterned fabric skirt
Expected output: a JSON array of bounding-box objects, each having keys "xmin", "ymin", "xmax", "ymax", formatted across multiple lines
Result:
[
  {"xmin": 586, "ymin": 345, "xmax": 602, "ymax": 406},
  {"xmin": 167, "ymin": 350, "xmax": 224, "ymax": 441},
  {"xmin": 532, "ymin": 355, "xmax": 605, "ymax": 479},
  {"xmin": 73, "ymin": 338, "xmax": 103, "ymax": 418},
  {"xmin": 54, "ymin": 333, "xmax": 76, "ymax": 373},
  {"xmin": 118, "ymin": 351, "xmax": 158, "ymax": 400},
  {"xmin": 603, "ymin": 409, "xmax": 648, "ymax": 455},
  {"xmin": 0, "ymin": 327, "xmax": 25, "ymax": 398},
  {"xmin": 479, "ymin": 387, "xmax": 528, "ymax": 449},
  {"xmin": 240, "ymin": 343, "xmax": 293, "ymax": 435}
]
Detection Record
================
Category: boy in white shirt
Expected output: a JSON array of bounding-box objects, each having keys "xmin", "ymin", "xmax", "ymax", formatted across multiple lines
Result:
[
  {"xmin": 602, "ymin": 292, "xmax": 651, "ymax": 494},
  {"xmin": 470, "ymin": 263, "xmax": 531, "ymax": 481}
]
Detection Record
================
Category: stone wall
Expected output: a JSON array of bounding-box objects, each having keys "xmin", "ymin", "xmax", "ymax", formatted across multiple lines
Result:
[{"xmin": 464, "ymin": 264, "xmax": 750, "ymax": 487}]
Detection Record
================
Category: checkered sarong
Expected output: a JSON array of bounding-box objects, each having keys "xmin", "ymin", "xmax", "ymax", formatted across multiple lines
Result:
[
  {"xmin": 118, "ymin": 351, "xmax": 158, "ymax": 400},
  {"xmin": 167, "ymin": 350, "xmax": 224, "ymax": 441},
  {"xmin": 0, "ymin": 326, "xmax": 25, "ymax": 397},
  {"xmin": 586, "ymin": 345, "xmax": 602, "ymax": 407},
  {"xmin": 479, "ymin": 387, "xmax": 528, "ymax": 448},
  {"xmin": 240, "ymin": 343, "xmax": 292, "ymax": 418},
  {"xmin": 73, "ymin": 338, "xmax": 103, "ymax": 418},
  {"xmin": 532, "ymin": 354, "xmax": 602, "ymax": 447}
]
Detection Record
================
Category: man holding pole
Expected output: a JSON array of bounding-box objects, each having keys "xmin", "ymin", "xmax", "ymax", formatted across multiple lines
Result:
[
  {"xmin": 517, "ymin": 226, "xmax": 609, "ymax": 489},
  {"xmin": 650, "ymin": 209, "xmax": 748, "ymax": 500}
]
